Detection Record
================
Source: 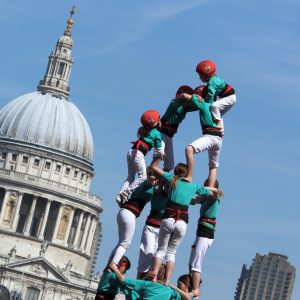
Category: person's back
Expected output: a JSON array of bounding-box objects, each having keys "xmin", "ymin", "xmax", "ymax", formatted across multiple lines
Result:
[
  {"xmin": 123, "ymin": 279, "xmax": 180, "ymax": 299},
  {"xmin": 160, "ymin": 85, "xmax": 195, "ymax": 171},
  {"xmin": 96, "ymin": 271, "xmax": 121, "ymax": 299}
]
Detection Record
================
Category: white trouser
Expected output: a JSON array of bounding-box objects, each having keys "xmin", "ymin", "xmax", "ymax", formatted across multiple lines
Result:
[
  {"xmin": 110, "ymin": 209, "xmax": 136, "ymax": 264},
  {"xmin": 119, "ymin": 149, "xmax": 147, "ymax": 198},
  {"xmin": 189, "ymin": 236, "xmax": 214, "ymax": 273},
  {"xmin": 137, "ymin": 225, "xmax": 160, "ymax": 273},
  {"xmin": 155, "ymin": 218, "xmax": 187, "ymax": 262},
  {"xmin": 161, "ymin": 133, "xmax": 174, "ymax": 171},
  {"xmin": 211, "ymin": 94, "xmax": 236, "ymax": 121},
  {"xmin": 189, "ymin": 135, "xmax": 222, "ymax": 168}
]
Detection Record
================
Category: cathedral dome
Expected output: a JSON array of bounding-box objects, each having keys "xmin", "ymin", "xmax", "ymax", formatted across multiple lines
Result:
[{"xmin": 0, "ymin": 91, "xmax": 94, "ymax": 162}]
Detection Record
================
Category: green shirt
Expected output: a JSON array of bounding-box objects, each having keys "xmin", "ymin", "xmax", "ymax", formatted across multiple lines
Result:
[
  {"xmin": 97, "ymin": 271, "xmax": 122, "ymax": 297},
  {"xmin": 151, "ymin": 185, "xmax": 169, "ymax": 213},
  {"xmin": 130, "ymin": 179, "xmax": 154, "ymax": 202},
  {"xmin": 123, "ymin": 278, "xmax": 183, "ymax": 300},
  {"xmin": 200, "ymin": 198, "xmax": 220, "ymax": 230},
  {"xmin": 204, "ymin": 75, "xmax": 226, "ymax": 104},
  {"xmin": 190, "ymin": 95, "xmax": 218, "ymax": 130},
  {"xmin": 142, "ymin": 127, "xmax": 163, "ymax": 149},
  {"xmin": 162, "ymin": 172, "xmax": 210, "ymax": 206},
  {"xmin": 162, "ymin": 98, "xmax": 197, "ymax": 126}
]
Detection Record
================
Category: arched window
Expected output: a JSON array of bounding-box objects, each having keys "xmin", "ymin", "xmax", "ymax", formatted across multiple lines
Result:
[{"xmin": 0, "ymin": 284, "xmax": 11, "ymax": 300}]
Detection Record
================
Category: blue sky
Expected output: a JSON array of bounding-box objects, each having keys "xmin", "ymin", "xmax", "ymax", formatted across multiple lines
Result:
[{"xmin": 0, "ymin": 1, "xmax": 300, "ymax": 299}]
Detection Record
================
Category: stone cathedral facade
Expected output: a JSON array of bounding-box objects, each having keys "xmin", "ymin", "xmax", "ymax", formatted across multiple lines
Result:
[{"xmin": 0, "ymin": 7, "xmax": 102, "ymax": 300}]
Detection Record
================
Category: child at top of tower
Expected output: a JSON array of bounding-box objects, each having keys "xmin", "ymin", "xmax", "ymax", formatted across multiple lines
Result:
[
  {"xmin": 195, "ymin": 60, "xmax": 236, "ymax": 133},
  {"xmin": 160, "ymin": 85, "xmax": 198, "ymax": 171},
  {"xmin": 117, "ymin": 109, "xmax": 164, "ymax": 204}
]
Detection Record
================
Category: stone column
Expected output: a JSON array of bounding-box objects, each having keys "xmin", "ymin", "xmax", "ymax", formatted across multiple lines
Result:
[
  {"xmin": 24, "ymin": 195, "xmax": 38, "ymax": 236},
  {"xmin": 12, "ymin": 192, "xmax": 24, "ymax": 230},
  {"xmin": 38, "ymin": 199, "xmax": 52, "ymax": 240},
  {"xmin": 79, "ymin": 214, "xmax": 91, "ymax": 252},
  {"xmin": 63, "ymin": 207, "xmax": 75, "ymax": 246},
  {"xmin": 51, "ymin": 203, "xmax": 64, "ymax": 242},
  {"xmin": 85, "ymin": 217, "xmax": 97, "ymax": 255},
  {"xmin": 0, "ymin": 189, "xmax": 10, "ymax": 224},
  {"xmin": 73, "ymin": 210, "xmax": 84, "ymax": 250}
]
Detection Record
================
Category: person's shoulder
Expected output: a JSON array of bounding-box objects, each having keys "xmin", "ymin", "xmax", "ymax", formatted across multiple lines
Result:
[
  {"xmin": 208, "ymin": 74, "xmax": 223, "ymax": 83},
  {"xmin": 150, "ymin": 127, "xmax": 161, "ymax": 135},
  {"xmin": 162, "ymin": 171, "xmax": 173, "ymax": 181}
]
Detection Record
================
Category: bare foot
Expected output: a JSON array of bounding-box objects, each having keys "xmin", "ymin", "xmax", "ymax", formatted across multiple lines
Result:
[{"xmin": 163, "ymin": 279, "xmax": 169, "ymax": 286}]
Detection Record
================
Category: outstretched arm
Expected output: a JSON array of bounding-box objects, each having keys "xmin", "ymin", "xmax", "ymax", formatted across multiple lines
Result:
[
  {"xmin": 205, "ymin": 187, "xmax": 220, "ymax": 199},
  {"xmin": 169, "ymin": 284, "xmax": 199, "ymax": 300},
  {"xmin": 191, "ymin": 196, "xmax": 205, "ymax": 205},
  {"xmin": 109, "ymin": 262, "xmax": 125, "ymax": 283},
  {"xmin": 150, "ymin": 157, "xmax": 164, "ymax": 176},
  {"xmin": 176, "ymin": 93, "xmax": 192, "ymax": 101}
]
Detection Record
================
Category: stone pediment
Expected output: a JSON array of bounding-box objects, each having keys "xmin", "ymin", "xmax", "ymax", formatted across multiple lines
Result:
[{"xmin": 5, "ymin": 257, "xmax": 70, "ymax": 283}]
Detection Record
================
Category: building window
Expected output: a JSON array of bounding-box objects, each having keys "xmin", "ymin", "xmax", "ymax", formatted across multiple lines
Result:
[
  {"xmin": 33, "ymin": 158, "xmax": 40, "ymax": 167},
  {"xmin": 57, "ymin": 62, "xmax": 65, "ymax": 76},
  {"xmin": 65, "ymin": 167, "xmax": 71, "ymax": 176},
  {"xmin": 22, "ymin": 156, "xmax": 29, "ymax": 164},
  {"xmin": 55, "ymin": 164, "xmax": 62, "ymax": 172},
  {"xmin": 44, "ymin": 161, "xmax": 51, "ymax": 169},
  {"xmin": 12, "ymin": 154, "xmax": 17, "ymax": 161},
  {"xmin": 80, "ymin": 173, "xmax": 85, "ymax": 181},
  {"xmin": 74, "ymin": 170, "xmax": 78, "ymax": 179},
  {"xmin": 24, "ymin": 287, "xmax": 40, "ymax": 300},
  {"xmin": 2, "ymin": 152, "xmax": 7, "ymax": 159}
]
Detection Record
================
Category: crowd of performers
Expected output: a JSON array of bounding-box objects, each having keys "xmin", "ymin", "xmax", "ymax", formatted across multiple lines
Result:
[{"xmin": 95, "ymin": 60, "xmax": 236, "ymax": 299}]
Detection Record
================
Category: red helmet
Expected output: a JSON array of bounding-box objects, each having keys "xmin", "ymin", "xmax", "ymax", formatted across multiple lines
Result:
[
  {"xmin": 196, "ymin": 60, "xmax": 216, "ymax": 76},
  {"xmin": 141, "ymin": 110, "xmax": 160, "ymax": 128},
  {"xmin": 193, "ymin": 85, "xmax": 208, "ymax": 98},
  {"xmin": 175, "ymin": 85, "xmax": 194, "ymax": 97}
]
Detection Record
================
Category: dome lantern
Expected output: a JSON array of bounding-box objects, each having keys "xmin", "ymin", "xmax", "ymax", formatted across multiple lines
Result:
[{"xmin": 37, "ymin": 6, "xmax": 76, "ymax": 99}]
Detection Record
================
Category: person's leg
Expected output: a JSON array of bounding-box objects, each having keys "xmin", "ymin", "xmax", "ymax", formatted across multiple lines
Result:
[
  {"xmin": 189, "ymin": 236, "xmax": 214, "ymax": 293},
  {"xmin": 164, "ymin": 260, "xmax": 175, "ymax": 285},
  {"xmin": 126, "ymin": 150, "xmax": 147, "ymax": 197},
  {"xmin": 207, "ymin": 136, "xmax": 222, "ymax": 182},
  {"xmin": 185, "ymin": 145, "xmax": 195, "ymax": 181},
  {"xmin": 150, "ymin": 218, "xmax": 174, "ymax": 281},
  {"xmin": 187, "ymin": 136, "xmax": 213, "ymax": 181},
  {"xmin": 164, "ymin": 220, "xmax": 187, "ymax": 284},
  {"xmin": 137, "ymin": 225, "xmax": 158, "ymax": 277},
  {"xmin": 117, "ymin": 150, "xmax": 136, "ymax": 202},
  {"xmin": 110, "ymin": 209, "xmax": 136, "ymax": 264},
  {"xmin": 207, "ymin": 167, "xmax": 217, "ymax": 187},
  {"xmin": 211, "ymin": 94, "xmax": 236, "ymax": 121},
  {"xmin": 162, "ymin": 133, "xmax": 174, "ymax": 171}
]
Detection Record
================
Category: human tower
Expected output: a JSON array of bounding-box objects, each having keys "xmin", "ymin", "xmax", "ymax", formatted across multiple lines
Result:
[{"xmin": 95, "ymin": 60, "xmax": 236, "ymax": 300}]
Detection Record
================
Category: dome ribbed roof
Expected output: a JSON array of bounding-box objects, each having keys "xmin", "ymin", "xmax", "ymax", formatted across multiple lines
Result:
[{"xmin": 0, "ymin": 91, "xmax": 93, "ymax": 162}]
